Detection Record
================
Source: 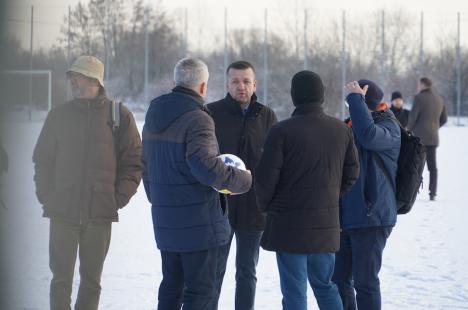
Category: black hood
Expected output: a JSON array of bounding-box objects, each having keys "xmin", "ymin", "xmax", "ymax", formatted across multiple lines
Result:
[{"xmin": 145, "ymin": 86, "xmax": 205, "ymax": 132}]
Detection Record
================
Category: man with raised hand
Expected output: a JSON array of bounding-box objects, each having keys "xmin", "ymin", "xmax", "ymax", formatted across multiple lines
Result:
[{"xmin": 333, "ymin": 80, "xmax": 401, "ymax": 310}]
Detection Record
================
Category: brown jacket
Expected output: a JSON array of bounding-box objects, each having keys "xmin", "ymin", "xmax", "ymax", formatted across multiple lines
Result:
[
  {"xmin": 33, "ymin": 95, "xmax": 142, "ymax": 223},
  {"xmin": 408, "ymin": 89, "xmax": 447, "ymax": 146}
]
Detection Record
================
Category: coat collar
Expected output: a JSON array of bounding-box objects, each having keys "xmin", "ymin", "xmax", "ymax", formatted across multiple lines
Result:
[
  {"xmin": 172, "ymin": 86, "xmax": 205, "ymax": 107},
  {"xmin": 224, "ymin": 92, "xmax": 262, "ymax": 117},
  {"xmin": 70, "ymin": 94, "xmax": 109, "ymax": 109},
  {"xmin": 292, "ymin": 104, "xmax": 324, "ymax": 116}
]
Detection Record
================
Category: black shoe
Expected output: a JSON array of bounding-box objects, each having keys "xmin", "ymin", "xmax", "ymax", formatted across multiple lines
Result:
[{"xmin": 430, "ymin": 194, "xmax": 436, "ymax": 201}]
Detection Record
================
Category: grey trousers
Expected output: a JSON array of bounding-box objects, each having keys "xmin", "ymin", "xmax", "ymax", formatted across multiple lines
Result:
[{"xmin": 49, "ymin": 218, "xmax": 111, "ymax": 310}]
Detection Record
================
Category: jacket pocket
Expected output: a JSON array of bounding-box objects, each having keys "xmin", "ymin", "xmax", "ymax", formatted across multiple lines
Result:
[
  {"xmin": 46, "ymin": 184, "xmax": 77, "ymax": 218},
  {"xmin": 91, "ymin": 183, "xmax": 118, "ymax": 218}
]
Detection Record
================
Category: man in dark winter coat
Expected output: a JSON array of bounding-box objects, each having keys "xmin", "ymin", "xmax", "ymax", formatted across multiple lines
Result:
[
  {"xmin": 255, "ymin": 71, "xmax": 360, "ymax": 310},
  {"xmin": 332, "ymin": 80, "xmax": 401, "ymax": 310},
  {"xmin": 207, "ymin": 61, "xmax": 277, "ymax": 310},
  {"xmin": 408, "ymin": 77, "xmax": 447, "ymax": 200},
  {"xmin": 390, "ymin": 91, "xmax": 410, "ymax": 128},
  {"xmin": 141, "ymin": 58, "xmax": 252, "ymax": 310},
  {"xmin": 33, "ymin": 55, "xmax": 142, "ymax": 310}
]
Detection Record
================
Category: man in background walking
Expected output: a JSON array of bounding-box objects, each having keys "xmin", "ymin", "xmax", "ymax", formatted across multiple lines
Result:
[{"xmin": 408, "ymin": 77, "xmax": 447, "ymax": 201}]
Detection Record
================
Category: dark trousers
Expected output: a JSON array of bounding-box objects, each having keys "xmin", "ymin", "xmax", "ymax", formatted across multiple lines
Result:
[
  {"xmin": 276, "ymin": 252, "xmax": 343, "ymax": 310},
  {"xmin": 158, "ymin": 246, "xmax": 221, "ymax": 310},
  {"xmin": 332, "ymin": 227, "xmax": 392, "ymax": 310},
  {"xmin": 426, "ymin": 145, "xmax": 438, "ymax": 197},
  {"xmin": 213, "ymin": 230, "xmax": 262, "ymax": 310},
  {"xmin": 49, "ymin": 218, "xmax": 112, "ymax": 310}
]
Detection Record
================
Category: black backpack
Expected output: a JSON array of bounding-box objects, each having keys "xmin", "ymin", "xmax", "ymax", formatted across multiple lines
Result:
[{"xmin": 374, "ymin": 111, "xmax": 427, "ymax": 214}]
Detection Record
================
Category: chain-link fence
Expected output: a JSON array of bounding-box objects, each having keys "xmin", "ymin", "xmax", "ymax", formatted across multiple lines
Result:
[{"xmin": 1, "ymin": 2, "xmax": 468, "ymax": 122}]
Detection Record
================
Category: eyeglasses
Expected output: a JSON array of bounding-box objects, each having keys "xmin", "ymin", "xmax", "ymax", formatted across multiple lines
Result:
[{"xmin": 67, "ymin": 71, "xmax": 86, "ymax": 80}]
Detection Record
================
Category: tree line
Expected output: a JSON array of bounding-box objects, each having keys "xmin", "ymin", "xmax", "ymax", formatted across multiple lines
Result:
[{"xmin": 0, "ymin": 0, "xmax": 467, "ymax": 120}]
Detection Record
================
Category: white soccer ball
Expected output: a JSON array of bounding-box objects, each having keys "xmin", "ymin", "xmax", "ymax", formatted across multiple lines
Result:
[
  {"xmin": 215, "ymin": 153, "xmax": 246, "ymax": 194},
  {"xmin": 218, "ymin": 153, "xmax": 246, "ymax": 170}
]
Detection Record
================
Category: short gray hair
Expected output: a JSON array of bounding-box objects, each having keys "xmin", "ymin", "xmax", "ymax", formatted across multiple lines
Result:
[{"xmin": 173, "ymin": 58, "xmax": 209, "ymax": 89}]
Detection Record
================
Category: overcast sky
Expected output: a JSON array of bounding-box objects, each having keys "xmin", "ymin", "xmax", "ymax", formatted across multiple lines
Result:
[
  {"xmin": 14, "ymin": 0, "xmax": 468, "ymax": 11},
  {"xmin": 5, "ymin": 0, "xmax": 468, "ymax": 50}
]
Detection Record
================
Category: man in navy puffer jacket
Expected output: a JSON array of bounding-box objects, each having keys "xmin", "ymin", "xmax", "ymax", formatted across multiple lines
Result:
[
  {"xmin": 142, "ymin": 58, "xmax": 252, "ymax": 310},
  {"xmin": 332, "ymin": 80, "xmax": 400, "ymax": 310}
]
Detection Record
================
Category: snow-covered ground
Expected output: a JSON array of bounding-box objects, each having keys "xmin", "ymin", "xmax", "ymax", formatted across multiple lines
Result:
[{"xmin": 1, "ymin": 118, "xmax": 468, "ymax": 309}]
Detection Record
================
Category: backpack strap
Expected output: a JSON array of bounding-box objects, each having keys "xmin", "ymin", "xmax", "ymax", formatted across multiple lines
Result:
[
  {"xmin": 110, "ymin": 100, "xmax": 121, "ymax": 135},
  {"xmin": 109, "ymin": 101, "xmax": 122, "ymax": 166},
  {"xmin": 372, "ymin": 152, "xmax": 396, "ymax": 194},
  {"xmin": 375, "ymin": 110, "xmax": 404, "ymax": 132},
  {"xmin": 372, "ymin": 110, "xmax": 399, "ymax": 194}
]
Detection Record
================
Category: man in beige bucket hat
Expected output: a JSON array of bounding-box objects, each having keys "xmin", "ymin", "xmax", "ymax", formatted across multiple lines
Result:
[{"xmin": 33, "ymin": 55, "xmax": 142, "ymax": 310}]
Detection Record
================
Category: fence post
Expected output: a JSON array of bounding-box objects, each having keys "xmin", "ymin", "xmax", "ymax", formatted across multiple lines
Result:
[
  {"xmin": 263, "ymin": 8, "xmax": 268, "ymax": 105},
  {"xmin": 456, "ymin": 12, "xmax": 461, "ymax": 125},
  {"xmin": 304, "ymin": 9, "xmax": 308, "ymax": 70},
  {"xmin": 224, "ymin": 7, "xmax": 228, "ymax": 94},
  {"xmin": 144, "ymin": 7, "xmax": 149, "ymax": 105},
  {"xmin": 341, "ymin": 10, "xmax": 347, "ymax": 120},
  {"xmin": 29, "ymin": 5, "xmax": 34, "ymax": 121}
]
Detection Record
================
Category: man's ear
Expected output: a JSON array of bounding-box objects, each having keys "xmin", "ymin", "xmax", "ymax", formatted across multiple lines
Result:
[
  {"xmin": 91, "ymin": 78, "xmax": 101, "ymax": 92},
  {"xmin": 362, "ymin": 85, "xmax": 369, "ymax": 95},
  {"xmin": 199, "ymin": 82, "xmax": 208, "ymax": 97},
  {"xmin": 90, "ymin": 78, "xmax": 100, "ymax": 87}
]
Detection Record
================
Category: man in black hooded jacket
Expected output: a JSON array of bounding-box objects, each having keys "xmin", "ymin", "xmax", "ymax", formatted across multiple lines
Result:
[{"xmin": 255, "ymin": 71, "xmax": 359, "ymax": 309}]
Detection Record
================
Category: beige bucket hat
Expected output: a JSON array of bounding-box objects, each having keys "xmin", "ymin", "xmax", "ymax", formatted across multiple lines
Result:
[{"xmin": 67, "ymin": 55, "xmax": 105, "ymax": 87}]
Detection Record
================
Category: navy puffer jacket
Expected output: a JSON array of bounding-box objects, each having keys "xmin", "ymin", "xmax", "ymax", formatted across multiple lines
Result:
[
  {"xmin": 142, "ymin": 87, "xmax": 252, "ymax": 252},
  {"xmin": 340, "ymin": 93, "xmax": 401, "ymax": 229}
]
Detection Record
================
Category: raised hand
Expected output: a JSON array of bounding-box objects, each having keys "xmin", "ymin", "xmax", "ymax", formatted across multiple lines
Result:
[{"xmin": 345, "ymin": 81, "xmax": 369, "ymax": 97}]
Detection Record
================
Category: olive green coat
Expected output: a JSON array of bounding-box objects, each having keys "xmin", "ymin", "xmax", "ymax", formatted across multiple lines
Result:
[
  {"xmin": 408, "ymin": 89, "xmax": 447, "ymax": 146},
  {"xmin": 33, "ymin": 95, "xmax": 142, "ymax": 223}
]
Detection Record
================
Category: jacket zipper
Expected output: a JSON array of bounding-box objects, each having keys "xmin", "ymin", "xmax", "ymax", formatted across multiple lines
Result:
[
  {"xmin": 79, "ymin": 101, "xmax": 91, "ymax": 225},
  {"xmin": 238, "ymin": 112, "xmax": 248, "ymax": 155}
]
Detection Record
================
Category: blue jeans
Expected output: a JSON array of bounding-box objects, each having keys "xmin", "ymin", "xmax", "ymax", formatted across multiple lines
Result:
[
  {"xmin": 332, "ymin": 227, "xmax": 393, "ymax": 310},
  {"xmin": 276, "ymin": 252, "xmax": 343, "ymax": 310},
  {"xmin": 213, "ymin": 230, "xmax": 262, "ymax": 310},
  {"xmin": 158, "ymin": 247, "xmax": 220, "ymax": 310}
]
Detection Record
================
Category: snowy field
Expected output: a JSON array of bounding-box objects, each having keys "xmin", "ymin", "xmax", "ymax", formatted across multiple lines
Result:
[{"xmin": 1, "ymin": 118, "xmax": 468, "ymax": 309}]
